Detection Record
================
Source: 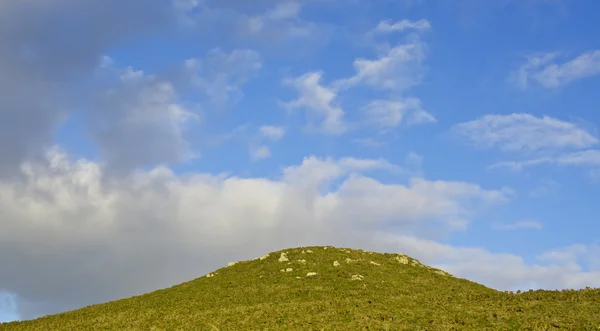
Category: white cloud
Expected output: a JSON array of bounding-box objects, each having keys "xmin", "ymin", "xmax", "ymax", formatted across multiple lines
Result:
[
  {"xmin": 511, "ymin": 50, "xmax": 600, "ymax": 89},
  {"xmin": 184, "ymin": 48, "xmax": 262, "ymax": 105},
  {"xmin": 352, "ymin": 137, "xmax": 383, "ymax": 149},
  {"xmin": 404, "ymin": 152, "xmax": 423, "ymax": 169},
  {"xmin": 284, "ymin": 72, "xmax": 347, "ymax": 134},
  {"xmin": 384, "ymin": 234, "xmax": 600, "ymax": 292},
  {"xmin": 242, "ymin": 1, "xmax": 318, "ymax": 39},
  {"xmin": 265, "ymin": 1, "xmax": 301, "ymax": 21},
  {"xmin": 491, "ymin": 220, "xmax": 543, "ymax": 231},
  {"xmin": 180, "ymin": 0, "xmax": 328, "ymax": 49},
  {"xmin": 452, "ymin": 113, "xmax": 598, "ymax": 153},
  {"xmin": 538, "ymin": 244, "xmax": 588, "ymax": 265},
  {"xmin": 374, "ymin": 19, "xmax": 431, "ymax": 33},
  {"xmin": 490, "ymin": 149, "xmax": 600, "ymax": 171},
  {"xmin": 333, "ymin": 43, "xmax": 426, "ymax": 92},
  {"xmin": 259, "ymin": 125, "xmax": 286, "ymax": 141},
  {"xmin": 250, "ymin": 145, "xmax": 272, "ymax": 160},
  {"xmin": 529, "ymin": 179, "xmax": 560, "ymax": 198},
  {"xmin": 0, "ymin": 149, "xmax": 521, "ymax": 319},
  {"xmin": 363, "ymin": 98, "xmax": 435, "ymax": 128}
]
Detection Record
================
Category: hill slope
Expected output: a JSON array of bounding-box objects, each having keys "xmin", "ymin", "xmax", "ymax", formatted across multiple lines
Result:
[{"xmin": 2, "ymin": 246, "xmax": 599, "ymax": 330}]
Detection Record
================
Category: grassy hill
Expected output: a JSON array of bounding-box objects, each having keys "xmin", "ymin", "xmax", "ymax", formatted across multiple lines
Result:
[{"xmin": 2, "ymin": 246, "xmax": 599, "ymax": 330}]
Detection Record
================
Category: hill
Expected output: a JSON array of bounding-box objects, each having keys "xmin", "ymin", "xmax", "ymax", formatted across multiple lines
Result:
[{"xmin": 1, "ymin": 246, "xmax": 599, "ymax": 330}]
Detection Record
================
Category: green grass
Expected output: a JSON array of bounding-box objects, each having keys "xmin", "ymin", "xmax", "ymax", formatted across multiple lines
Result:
[{"xmin": 2, "ymin": 246, "xmax": 600, "ymax": 330}]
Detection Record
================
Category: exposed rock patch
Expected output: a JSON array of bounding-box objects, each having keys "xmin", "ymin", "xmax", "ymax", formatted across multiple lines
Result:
[
  {"xmin": 333, "ymin": 261, "xmax": 340, "ymax": 267},
  {"xmin": 395, "ymin": 255, "xmax": 409, "ymax": 265},
  {"xmin": 278, "ymin": 253, "xmax": 289, "ymax": 262},
  {"xmin": 227, "ymin": 262, "xmax": 237, "ymax": 267},
  {"xmin": 351, "ymin": 274, "xmax": 364, "ymax": 281},
  {"xmin": 370, "ymin": 261, "xmax": 381, "ymax": 266},
  {"xmin": 306, "ymin": 272, "xmax": 317, "ymax": 277},
  {"xmin": 411, "ymin": 260, "xmax": 424, "ymax": 267},
  {"xmin": 259, "ymin": 254, "xmax": 270, "ymax": 260}
]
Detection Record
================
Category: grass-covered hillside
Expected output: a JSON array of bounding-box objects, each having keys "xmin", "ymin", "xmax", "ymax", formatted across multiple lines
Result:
[{"xmin": 2, "ymin": 246, "xmax": 600, "ymax": 330}]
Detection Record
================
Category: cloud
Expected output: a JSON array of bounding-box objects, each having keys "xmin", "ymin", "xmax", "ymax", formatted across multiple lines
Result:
[
  {"xmin": 405, "ymin": 152, "xmax": 423, "ymax": 169},
  {"xmin": 491, "ymin": 220, "xmax": 543, "ymax": 231},
  {"xmin": 284, "ymin": 72, "xmax": 347, "ymax": 134},
  {"xmin": 83, "ymin": 47, "xmax": 262, "ymax": 173},
  {"xmin": 490, "ymin": 149, "xmax": 600, "ymax": 171},
  {"xmin": 183, "ymin": 48, "xmax": 262, "ymax": 105},
  {"xmin": 89, "ymin": 60, "xmax": 200, "ymax": 173},
  {"xmin": 259, "ymin": 125, "xmax": 286, "ymax": 141},
  {"xmin": 537, "ymin": 243, "xmax": 600, "ymax": 272},
  {"xmin": 250, "ymin": 145, "xmax": 272, "ymax": 160},
  {"xmin": 246, "ymin": 125, "xmax": 286, "ymax": 160},
  {"xmin": 0, "ymin": 0, "xmax": 178, "ymax": 177},
  {"xmin": 511, "ymin": 50, "xmax": 600, "ymax": 89},
  {"xmin": 179, "ymin": 0, "xmax": 329, "ymax": 51},
  {"xmin": 0, "ymin": 292, "xmax": 19, "ymax": 323},
  {"xmin": 529, "ymin": 179, "xmax": 560, "ymax": 198},
  {"xmin": 0, "ymin": 149, "xmax": 519, "ymax": 319},
  {"xmin": 363, "ymin": 98, "xmax": 436, "ymax": 128},
  {"xmin": 352, "ymin": 137, "xmax": 384, "ymax": 149},
  {"xmin": 240, "ymin": 1, "xmax": 317, "ymax": 39},
  {"xmin": 451, "ymin": 113, "xmax": 598, "ymax": 153},
  {"xmin": 333, "ymin": 43, "xmax": 426, "ymax": 92},
  {"xmin": 384, "ymin": 234, "xmax": 600, "ymax": 292},
  {"xmin": 374, "ymin": 19, "xmax": 431, "ymax": 33}
]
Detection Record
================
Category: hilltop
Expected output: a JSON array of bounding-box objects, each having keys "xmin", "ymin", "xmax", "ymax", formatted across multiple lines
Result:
[{"xmin": 1, "ymin": 246, "xmax": 599, "ymax": 330}]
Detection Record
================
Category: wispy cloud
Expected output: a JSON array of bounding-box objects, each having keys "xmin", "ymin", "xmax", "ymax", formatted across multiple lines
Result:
[
  {"xmin": 529, "ymin": 179, "xmax": 560, "ymax": 198},
  {"xmin": 511, "ymin": 50, "xmax": 600, "ymax": 89},
  {"xmin": 284, "ymin": 72, "xmax": 347, "ymax": 135},
  {"xmin": 259, "ymin": 125, "xmax": 286, "ymax": 141},
  {"xmin": 451, "ymin": 113, "xmax": 598, "ymax": 153},
  {"xmin": 374, "ymin": 19, "xmax": 431, "ymax": 33},
  {"xmin": 363, "ymin": 98, "xmax": 436, "ymax": 128},
  {"xmin": 490, "ymin": 149, "xmax": 600, "ymax": 171},
  {"xmin": 492, "ymin": 220, "xmax": 543, "ymax": 231},
  {"xmin": 184, "ymin": 48, "xmax": 262, "ymax": 105},
  {"xmin": 250, "ymin": 145, "xmax": 271, "ymax": 160},
  {"xmin": 333, "ymin": 43, "xmax": 426, "ymax": 92}
]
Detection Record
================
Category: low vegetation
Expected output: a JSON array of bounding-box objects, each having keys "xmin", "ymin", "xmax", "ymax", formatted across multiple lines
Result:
[{"xmin": 2, "ymin": 246, "xmax": 599, "ymax": 330}]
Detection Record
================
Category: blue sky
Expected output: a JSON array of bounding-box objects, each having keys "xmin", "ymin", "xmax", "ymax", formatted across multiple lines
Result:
[{"xmin": 1, "ymin": 0, "xmax": 600, "ymax": 323}]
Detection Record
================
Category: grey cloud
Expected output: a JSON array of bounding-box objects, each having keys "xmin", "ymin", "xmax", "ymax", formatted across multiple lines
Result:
[
  {"xmin": 0, "ymin": 0, "xmax": 178, "ymax": 177},
  {"xmin": 88, "ymin": 68, "xmax": 199, "ymax": 174}
]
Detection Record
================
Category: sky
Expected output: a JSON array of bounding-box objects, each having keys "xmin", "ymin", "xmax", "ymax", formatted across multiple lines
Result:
[{"xmin": 1, "ymin": 0, "xmax": 600, "ymax": 323}]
